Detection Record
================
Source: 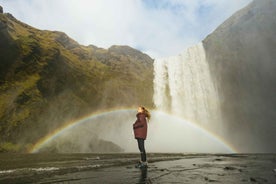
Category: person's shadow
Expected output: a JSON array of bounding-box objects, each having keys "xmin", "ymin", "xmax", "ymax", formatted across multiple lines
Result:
[{"xmin": 138, "ymin": 167, "xmax": 152, "ymax": 184}]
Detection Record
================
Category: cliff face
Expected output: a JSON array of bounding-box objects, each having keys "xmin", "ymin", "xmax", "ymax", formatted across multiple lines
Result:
[
  {"xmin": 0, "ymin": 10, "xmax": 154, "ymax": 152},
  {"xmin": 203, "ymin": 0, "xmax": 276, "ymax": 152}
]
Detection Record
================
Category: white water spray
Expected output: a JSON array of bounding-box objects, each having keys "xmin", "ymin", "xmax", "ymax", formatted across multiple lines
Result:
[
  {"xmin": 34, "ymin": 110, "xmax": 234, "ymax": 153},
  {"xmin": 153, "ymin": 43, "xmax": 222, "ymax": 127},
  {"xmin": 35, "ymin": 43, "xmax": 230, "ymax": 153}
]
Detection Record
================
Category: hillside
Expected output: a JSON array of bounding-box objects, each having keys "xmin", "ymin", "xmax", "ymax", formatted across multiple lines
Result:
[
  {"xmin": 203, "ymin": 0, "xmax": 276, "ymax": 152},
  {"xmin": 0, "ymin": 8, "xmax": 154, "ymax": 152}
]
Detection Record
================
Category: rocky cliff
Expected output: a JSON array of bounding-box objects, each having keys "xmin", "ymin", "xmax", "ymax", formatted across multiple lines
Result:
[
  {"xmin": 0, "ymin": 9, "xmax": 154, "ymax": 152},
  {"xmin": 203, "ymin": 0, "xmax": 276, "ymax": 152}
]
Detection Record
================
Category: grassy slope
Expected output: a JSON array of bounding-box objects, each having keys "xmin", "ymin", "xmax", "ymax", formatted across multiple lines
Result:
[{"xmin": 0, "ymin": 13, "xmax": 154, "ymax": 152}]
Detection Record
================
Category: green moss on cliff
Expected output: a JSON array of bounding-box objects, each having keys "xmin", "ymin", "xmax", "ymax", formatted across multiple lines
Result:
[{"xmin": 0, "ymin": 12, "xmax": 154, "ymax": 152}]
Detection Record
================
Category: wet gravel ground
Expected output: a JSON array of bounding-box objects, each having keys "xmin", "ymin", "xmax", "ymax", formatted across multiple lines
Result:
[{"xmin": 0, "ymin": 153, "xmax": 275, "ymax": 183}]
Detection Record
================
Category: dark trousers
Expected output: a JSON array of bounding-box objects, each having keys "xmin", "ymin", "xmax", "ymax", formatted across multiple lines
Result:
[{"xmin": 137, "ymin": 138, "xmax": 147, "ymax": 162}]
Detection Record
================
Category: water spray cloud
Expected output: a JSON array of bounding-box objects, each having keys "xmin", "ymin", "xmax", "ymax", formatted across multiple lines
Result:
[{"xmin": 29, "ymin": 109, "xmax": 238, "ymax": 153}]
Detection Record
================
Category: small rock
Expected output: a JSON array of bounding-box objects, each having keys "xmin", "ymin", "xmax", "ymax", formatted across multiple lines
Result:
[
  {"xmin": 224, "ymin": 166, "xmax": 236, "ymax": 170},
  {"xmin": 209, "ymin": 179, "xmax": 218, "ymax": 182},
  {"xmin": 84, "ymin": 156, "xmax": 100, "ymax": 160},
  {"xmin": 204, "ymin": 177, "xmax": 218, "ymax": 182},
  {"xmin": 250, "ymin": 177, "xmax": 268, "ymax": 183},
  {"xmin": 273, "ymin": 169, "xmax": 276, "ymax": 173},
  {"xmin": 93, "ymin": 164, "xmax": 101, "ymax": 168}
]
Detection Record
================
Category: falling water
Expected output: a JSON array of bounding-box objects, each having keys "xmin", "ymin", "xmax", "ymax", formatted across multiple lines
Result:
[{"xmin": 153, "ymin": 42, "xmax": 222, "ymax": 128}]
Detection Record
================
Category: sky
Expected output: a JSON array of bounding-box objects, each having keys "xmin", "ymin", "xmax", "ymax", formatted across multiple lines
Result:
[{"xmin": 0, "ymin": 0, "xmax": 252, "ymax": 58}]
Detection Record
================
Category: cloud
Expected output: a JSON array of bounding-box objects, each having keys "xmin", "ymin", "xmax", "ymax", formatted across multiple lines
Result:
[{"xmin": 0, "ymin": 0, "xmax": 252, "ymax": 58}]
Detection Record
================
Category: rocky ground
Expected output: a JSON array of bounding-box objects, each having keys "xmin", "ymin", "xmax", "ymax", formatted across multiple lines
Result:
[{"xmin": 0, "ymin": 153, "xmax": 275, "ymax": 183}]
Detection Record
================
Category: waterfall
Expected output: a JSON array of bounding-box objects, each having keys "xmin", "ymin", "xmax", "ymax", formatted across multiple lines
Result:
[{"xmin": 153, "ymin": 42, "xmax": 221, "ymax": 127}]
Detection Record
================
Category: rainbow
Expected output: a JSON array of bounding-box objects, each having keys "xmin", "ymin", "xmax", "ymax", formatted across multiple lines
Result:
[
  {"xmin": 28, "ymin": 108, "xmax": 131, "ymax": 153},
  {"xmin": 28, "ymin": 108, "xmax": 238, "ymax": 153}
]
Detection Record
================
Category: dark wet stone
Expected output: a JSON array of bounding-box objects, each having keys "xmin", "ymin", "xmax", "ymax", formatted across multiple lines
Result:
[
  {"xmin": 214, "ymin": 158, "xmax": 223, "ymax": 161},
  {"xmin": 250, "ymin": 177, "xmax": 268, "ymax": 183},
  {"xmin": 224, "ymin": 166, "xmax": 236, "ymax": 170},
  {"xmin": 204, "ymin": 177, "xmax": 218, "ymax": 182},
  {"xmin": 1, "ymin": 154, "xmax": 276, "ymax": 183}
]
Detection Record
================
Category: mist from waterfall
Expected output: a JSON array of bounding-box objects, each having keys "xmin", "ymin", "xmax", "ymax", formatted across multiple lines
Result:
[
  {"xmin": 153, "ymin": 42, "xmax": 222, "ymax": 129},
  {"xmin": 34, "ymin": 110, "xmax": 234, "ymax": 153},
  {"xmin": 35, "ymin": 42, "xmax": 232, "ymax": 154}
]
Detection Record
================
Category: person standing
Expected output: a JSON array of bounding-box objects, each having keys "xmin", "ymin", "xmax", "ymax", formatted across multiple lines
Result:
[{"xmin": 133, "ymin": 106, "xmax": 150, "ymax": 168}]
